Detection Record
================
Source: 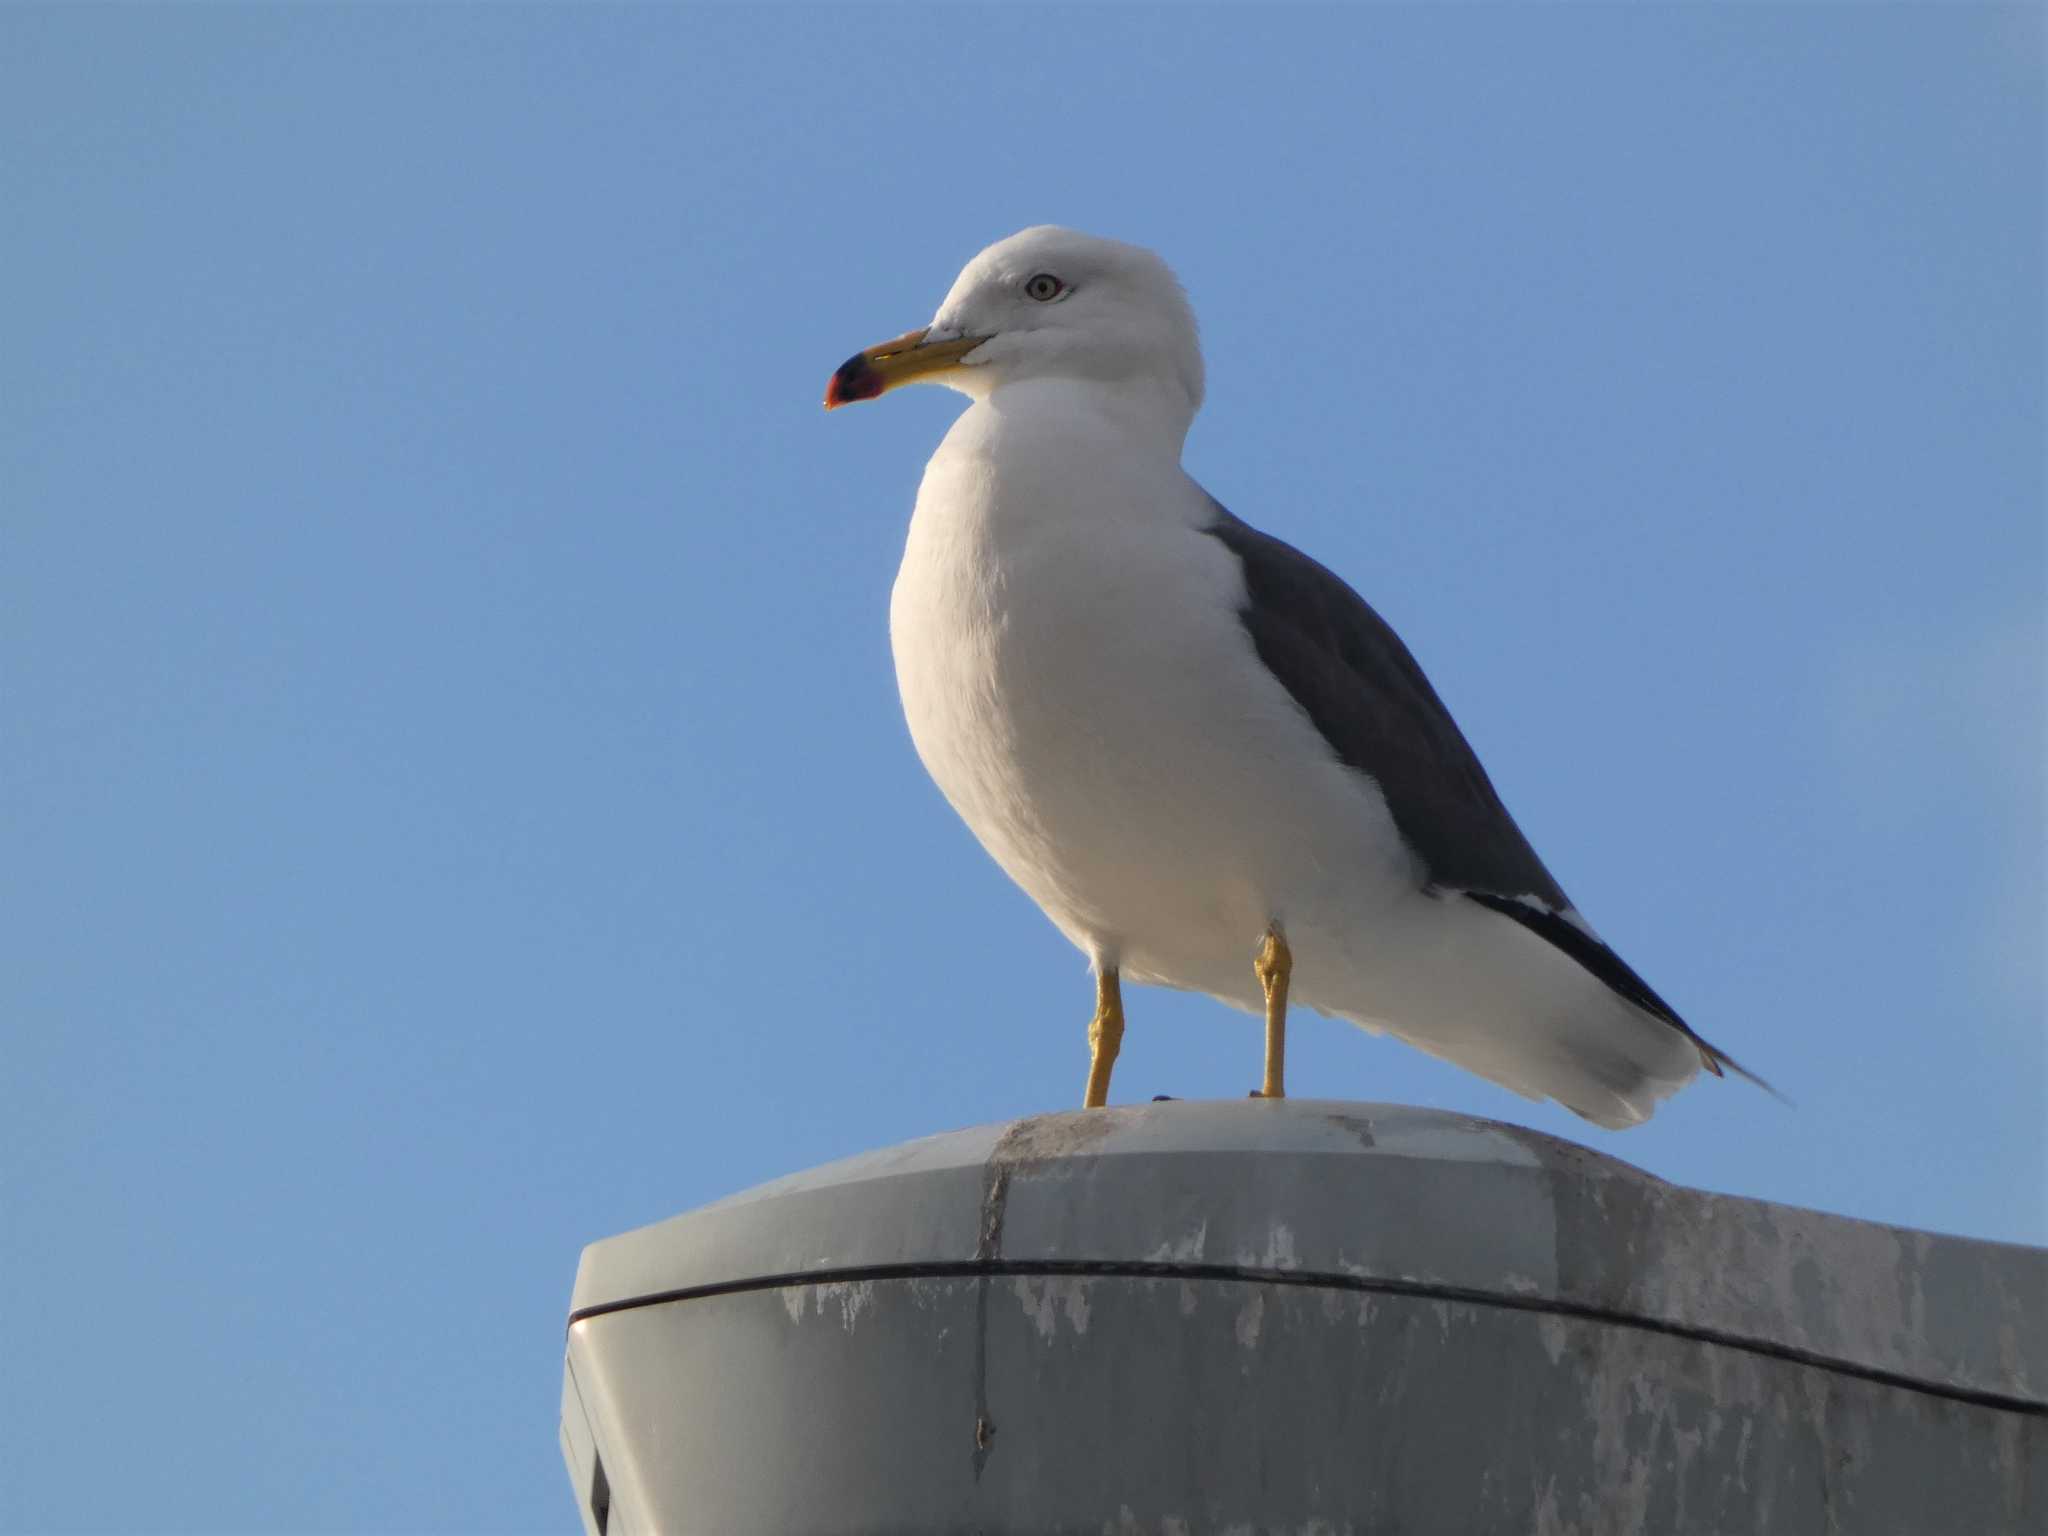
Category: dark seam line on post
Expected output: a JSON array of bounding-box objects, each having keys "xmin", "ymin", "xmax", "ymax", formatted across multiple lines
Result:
[{"xmin": 564, "ymin": 1259, "xmax": 2046, "ymax": 1419}]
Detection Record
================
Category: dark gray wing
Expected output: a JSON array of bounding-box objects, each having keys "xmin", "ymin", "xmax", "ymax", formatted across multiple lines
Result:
[
  {"xmin": 1203, "ymin": 504, "xmax": 1569, "ymax": 908},
  {"xmin": 1202, "ymin": 502, "xmax": 1771, "ymax": 1088}
]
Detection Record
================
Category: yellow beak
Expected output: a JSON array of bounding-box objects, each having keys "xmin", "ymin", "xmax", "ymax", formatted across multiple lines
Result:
[{"xmin": 823, "ymin": 328, "xmax": 988, "ymax": 409}]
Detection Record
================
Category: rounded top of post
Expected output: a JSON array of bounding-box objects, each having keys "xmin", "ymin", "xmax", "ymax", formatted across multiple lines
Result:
[
  {"xmin": 569, "ymin": 1099, "xmax": 2045, "ymax": 1409},
  {"xmin": 572, "ymin": 1101, "xmax": 1623, "ymax": 1310}
]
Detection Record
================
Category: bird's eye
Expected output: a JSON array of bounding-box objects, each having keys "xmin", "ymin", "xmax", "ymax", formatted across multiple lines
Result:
[{"xmin": 1024, "ymin": 272, "xmax": 1066, "ymax": 302}]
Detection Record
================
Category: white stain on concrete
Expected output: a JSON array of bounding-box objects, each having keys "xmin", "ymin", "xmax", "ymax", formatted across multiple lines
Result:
[
  {"xmin": 1235, "ymin": 1288, "xmax": 1265, "ymax": 1351},
  {"xmin": 1012, "ymin": 1275, "xmax": 1091, "ymax": 1341},
  {"xmin": 1104, "ymin": 1505, "xmax": 1192, "ymax": 1535},
  {"xmin": 820, "ymin": 1280, "xmax": 874, "ymax": 1331},
  {"xmin": 779, "ymin": 1280, "xmax": 876, "ymax": 1331},
  {"xmin": 1236, "ymin": 1221, "xmax": 1301, "ymax": 1271},
  {"xmin": 1146, "ymin": 1219, "xmax": 1209, "ymax": 1264}
]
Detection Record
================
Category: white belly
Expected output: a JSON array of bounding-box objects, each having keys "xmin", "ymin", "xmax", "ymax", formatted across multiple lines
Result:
[{"xmin": 888, "ymin": 404, "xmax": 1413, "ymax": 1010}]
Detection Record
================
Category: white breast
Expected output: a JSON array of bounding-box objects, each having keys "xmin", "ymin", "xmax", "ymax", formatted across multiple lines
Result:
[{"xmin": 888, "ymin": 384, "xmax": 1412, "ymax": 1005}]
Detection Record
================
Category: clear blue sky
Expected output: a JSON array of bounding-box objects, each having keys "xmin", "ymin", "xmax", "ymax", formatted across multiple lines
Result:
[{"xmin": 4, "ymin": 6, "xmax": 2040, "ymax": 1531}]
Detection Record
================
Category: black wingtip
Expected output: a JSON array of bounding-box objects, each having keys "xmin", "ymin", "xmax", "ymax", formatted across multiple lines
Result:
[
  {"xmin": 1460, "ymin": 888, "xmax": 1788, "ymax": 1109},
  {"xmin": 1698, "ymin": 1041, "xmax": 1793, "ymax": 1108}
]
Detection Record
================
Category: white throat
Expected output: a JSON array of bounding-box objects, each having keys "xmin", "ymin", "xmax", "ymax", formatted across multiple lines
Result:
[{"xmin": 972, "ymin": 372, "xmax": 1198, "ymax": 468}]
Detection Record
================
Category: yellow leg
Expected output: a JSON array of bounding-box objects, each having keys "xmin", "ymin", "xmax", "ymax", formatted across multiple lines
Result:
[
  {"xmin": 1254, "ymin": 925, "xmax": 1291, "ymax": 1099},
  {"xmin": 1082, "ymin": 968, "xmax": 1125, "ymax": 1109}
]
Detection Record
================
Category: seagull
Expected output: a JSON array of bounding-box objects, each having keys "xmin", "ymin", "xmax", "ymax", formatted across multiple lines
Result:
[{"xmin": 825, "ymin": 226, "xmax": 1764, "ymax": 1129}]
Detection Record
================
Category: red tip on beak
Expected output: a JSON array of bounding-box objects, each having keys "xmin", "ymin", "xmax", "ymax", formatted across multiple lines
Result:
[
  {"xmin": 822, "ymin": 328, "xmax": 984, "ymax": 410},
  {"xmin": 823, "ymin": 352, "xmax": 884, "ymax": 410}
]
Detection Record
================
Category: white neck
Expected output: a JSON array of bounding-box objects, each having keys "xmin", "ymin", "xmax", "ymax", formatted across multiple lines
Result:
[{"xmin": 970, "ymin": 372, "xmax": 1197, "ymax": 465}]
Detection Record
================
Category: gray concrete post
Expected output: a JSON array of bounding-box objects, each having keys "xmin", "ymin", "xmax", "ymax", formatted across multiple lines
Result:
[{"xmin": 560, "ymin": 1100, "xmax": 2044, "ymax": 1534}]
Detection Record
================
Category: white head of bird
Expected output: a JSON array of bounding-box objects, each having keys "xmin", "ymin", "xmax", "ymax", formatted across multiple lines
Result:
[{"xmin": 825, "ymin": 227, "xmax": 1205, "ymax": 436}]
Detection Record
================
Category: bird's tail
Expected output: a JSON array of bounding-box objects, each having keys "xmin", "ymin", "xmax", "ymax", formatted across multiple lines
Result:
[{"xmin": 1693, "ymin": 1036, "xmax": 1790, "ymax": 1106}]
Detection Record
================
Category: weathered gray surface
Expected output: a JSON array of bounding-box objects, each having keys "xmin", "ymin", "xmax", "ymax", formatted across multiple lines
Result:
[{"xmin": 561, "ymin": 1100, "xmax": 2046, "ymax": 1535}]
